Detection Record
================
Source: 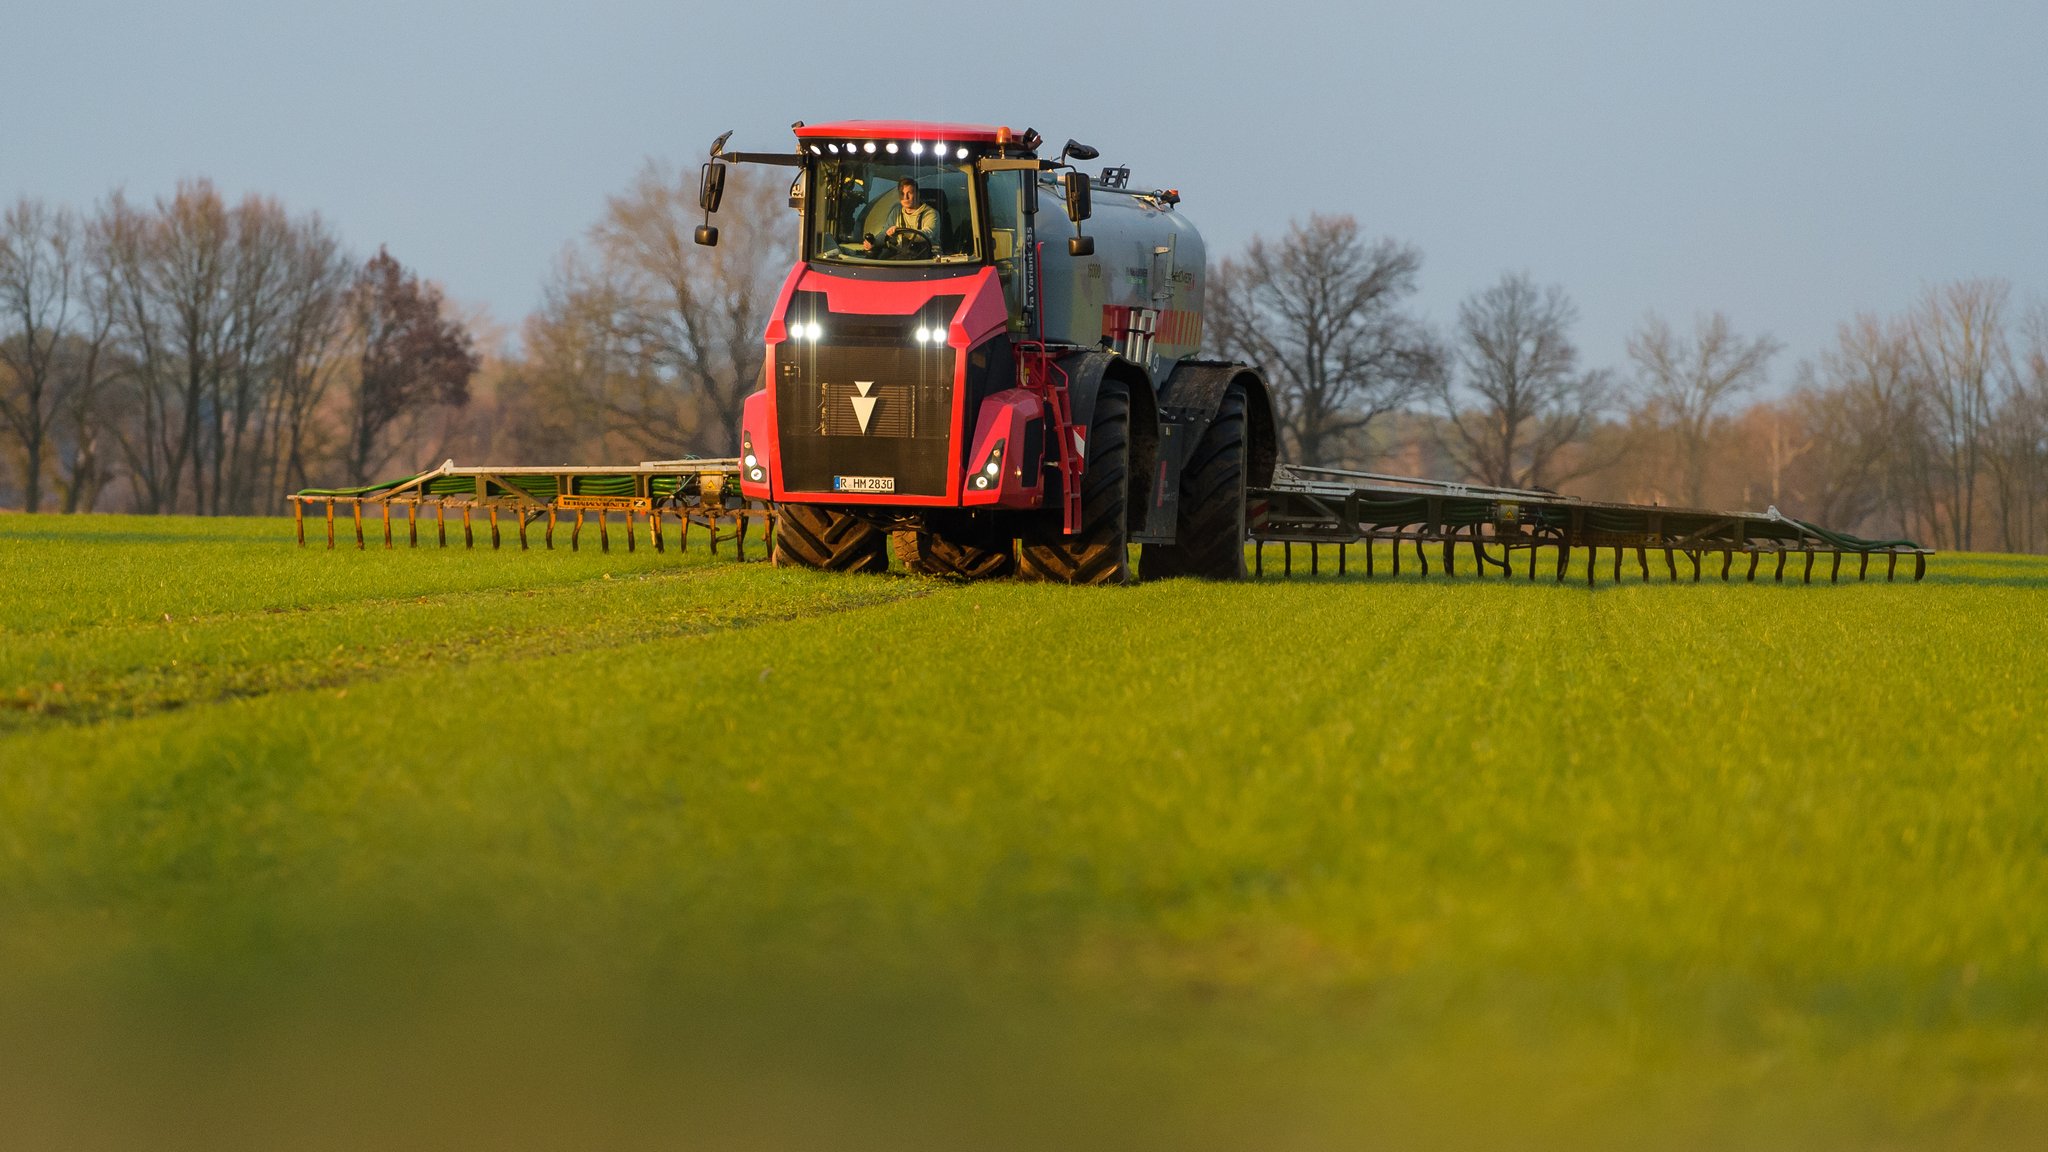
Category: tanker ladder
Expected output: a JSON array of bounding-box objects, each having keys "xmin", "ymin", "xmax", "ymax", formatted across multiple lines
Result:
[
  {"xmin": 1246, "ymin": 465, "xmax": 1931, "ymax": 585},
  {"xmin": 287, "ymin": 458, "xmax": 773, "ymax": 558}
]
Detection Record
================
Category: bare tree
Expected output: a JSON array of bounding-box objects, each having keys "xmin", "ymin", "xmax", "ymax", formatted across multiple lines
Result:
[
  {"xmin": 1786, "ymin": 313, "xmax": 1922, "ymax": 536},
  {"xmin": 94, "ymin": 191, "xmax": 174, "ymax": 511},
  {"xmin": 1984, "ymin": 301, "xmax": 2047, "ymax": 552},
  {"xmin": 212, "ymin": 195, "xmax": 293, "ymax": 514},
  {"xmin": 511, "ymin": 166, "xmax": 787, "ymax": 461},
  {"xmin": 157, "ymin": 181, "xmax": 234, "ymax": 514},
  {"xmin": 50, "ymin": 222, "xmax": 120, "ymax": 514},
  {"xmin": 1428, "ymin": 273, "xmax": 1609, "ymax": 489},
  {"xmin": 516, "ymin": 256, "xmax": 663, "ymax": 460},
  {"xmin": 1905, "ymin": 279, "xmax": 2007, "ymax": 550},
  {"xmin": 91, "ymin": 181, "xmax": 232, "ymax": 514},
  {"xmin": 342, "ymin": 247, "xmax": 477, "ymax": 484},
  {"xmin": 268, "ymin": 215, "xmax": 352, "ymax": 497},
  {"xmin": 592, "ymin": 164, "xmax": 787, "ymax": 455},
  {"xmin": 1207, "ymin": 215, "xmax": 1438, "ymax": 466},
  {"xmin": 1626, "ymin": 311, "xmax": 1780, "ymax": 506},
  {"xmin": 0, "ymin": 199, "xmax": 84, "ymax": 511}
]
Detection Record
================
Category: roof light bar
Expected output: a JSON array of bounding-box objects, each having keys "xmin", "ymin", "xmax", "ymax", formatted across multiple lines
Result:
[{"xmin": 806, "ymin": 140, "xmax": 991, "ymax": 161}]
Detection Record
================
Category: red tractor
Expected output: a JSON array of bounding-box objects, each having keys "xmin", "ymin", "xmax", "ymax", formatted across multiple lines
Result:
[{"xmin": 698, "ymin": 120, "xmax": 1276, "ymax": 583}]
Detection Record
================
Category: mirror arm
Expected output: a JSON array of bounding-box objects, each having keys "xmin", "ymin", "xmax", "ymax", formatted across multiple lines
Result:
[{"xmin": 716, "ymin": 151, "xmax": 805, "ymax": 167}]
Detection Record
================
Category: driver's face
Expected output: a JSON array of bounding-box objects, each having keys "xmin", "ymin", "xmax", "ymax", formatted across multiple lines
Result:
[{"xmin": 899, "ymin": 185, "xmax": 918, "ymax": 209}]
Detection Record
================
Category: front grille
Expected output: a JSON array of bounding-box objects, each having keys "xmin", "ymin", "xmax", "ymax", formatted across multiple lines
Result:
[{"xmin": 777, "ymin": 342, "xmax": 956, "ymax": 497}]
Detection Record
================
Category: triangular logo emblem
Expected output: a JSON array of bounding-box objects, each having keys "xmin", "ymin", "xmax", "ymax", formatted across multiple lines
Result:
[{"xmin": 851, "ymin": 381, "xmax": 878, "ymax": 434}]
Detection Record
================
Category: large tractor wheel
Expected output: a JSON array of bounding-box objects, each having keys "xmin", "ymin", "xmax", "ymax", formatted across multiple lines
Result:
[
  {"xmin": 771, "ymin": 504, "xmax": 889, "ymax": 573},
  {"xmin": 1017, "ymin": 379, "xmax": 1132, "ymax": 585},
  {"xmin": 891, "ymin": 528, "xmax": 1016, "ymax": 580},
  {"xmin": 1142, "ymin": 381, "xmax": 1249, "ymax": 581}
]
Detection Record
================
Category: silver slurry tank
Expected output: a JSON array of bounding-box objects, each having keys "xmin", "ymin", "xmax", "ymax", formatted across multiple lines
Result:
[{"xmin": 1036, "ymin": 175, "xmax": 1207, "ymax": 384}]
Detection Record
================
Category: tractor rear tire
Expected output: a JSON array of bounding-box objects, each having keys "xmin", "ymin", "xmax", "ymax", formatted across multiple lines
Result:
[
  {"xmin": 1017, "ymin": 379, "xmax": 1131, "ymax": 585},
  {"xmin": 1141, "ymin": 381, "xmax": 1249, "ymax": 580},
  {"xmin": 771, "ymin": 504, "xmax": 889, "ymax": 573},
  {"xmin": 891, "ymin": 528, "xmax": 1016, "ymax": 580}
]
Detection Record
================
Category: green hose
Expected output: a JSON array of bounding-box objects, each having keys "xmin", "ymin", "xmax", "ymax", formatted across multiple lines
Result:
[
  {"xmin": 1791, "ymin": 519, "xmax": 1921, "ymax": 552},
  {"xmin": 293, "ymin": 472, "xmax": 428, "ymax": 498}
]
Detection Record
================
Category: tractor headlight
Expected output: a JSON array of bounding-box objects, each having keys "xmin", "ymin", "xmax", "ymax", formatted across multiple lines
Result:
[
  {"xmin": 970, "ymin": 438, "xmax": 1005, "ymax": 491},
  {"xmin": 742, "ymin": 433, "xmax": 765, "ymax": 484}
]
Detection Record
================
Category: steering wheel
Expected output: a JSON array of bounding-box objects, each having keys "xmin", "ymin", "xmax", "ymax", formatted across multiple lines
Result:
[{"xmin": 869, "ymin": 228, "xmax": 934, "ymax": 260}]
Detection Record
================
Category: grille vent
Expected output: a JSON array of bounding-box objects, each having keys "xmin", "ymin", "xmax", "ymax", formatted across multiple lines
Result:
[{"xmin": 822, "ymin": 380, "xmax": 915, "ymax": 437}]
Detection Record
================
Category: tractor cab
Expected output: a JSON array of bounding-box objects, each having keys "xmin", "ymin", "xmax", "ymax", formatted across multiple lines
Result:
[{"xmin": 788, "ymin": 123, "xmax": 1043, "ymax": 338}]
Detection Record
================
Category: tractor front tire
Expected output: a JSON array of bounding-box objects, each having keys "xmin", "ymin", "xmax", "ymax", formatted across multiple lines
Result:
[
  {"xmin": 891, "ymin": 528, "xmax": 1015, "ymax": 580},
  {"xmin": 1017, "ymin": 379, "xmax": 1132, "ymax": 585},
  {"xmin": 771, "ymin": 504, "xmax": 889, "ymax": 573},
  {"xmin": 1142, "ymin": 380, "xmax": 1249, "ymax": 580}
]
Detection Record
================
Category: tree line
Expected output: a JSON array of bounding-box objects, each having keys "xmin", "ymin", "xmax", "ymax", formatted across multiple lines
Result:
[
  {"xmin": 1209, "ymin": 214, "xmax": 2048, "ymax": 552},
  {"xmin": 6, "ymin": 174, "xmax": 2045, "ymax": 553},
  {"xmin": 0, "ymin": 182, "xmax": 476, "ymax": 516}
]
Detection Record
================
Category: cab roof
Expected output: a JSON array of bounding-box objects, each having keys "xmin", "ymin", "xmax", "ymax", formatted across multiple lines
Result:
[{"xmin": 794, "ymin": 120, "xmax": 1017, "ymax": 143}]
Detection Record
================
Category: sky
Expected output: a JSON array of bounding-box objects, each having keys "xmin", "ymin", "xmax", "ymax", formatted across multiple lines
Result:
[{"xmin": 9, "ymin": 0, "xmax": 2045, "ymax": 383}]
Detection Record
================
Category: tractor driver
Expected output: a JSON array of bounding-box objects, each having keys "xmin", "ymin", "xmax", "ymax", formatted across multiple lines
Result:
[{"xmin": 863, "ymin": 178, "xmax": 938, "ymax": 257}]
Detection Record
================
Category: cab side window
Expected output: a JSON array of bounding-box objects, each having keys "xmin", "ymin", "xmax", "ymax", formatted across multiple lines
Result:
[{"xmin": 985, "ymin": 170, "xmax": 1027, "ymax": 332}]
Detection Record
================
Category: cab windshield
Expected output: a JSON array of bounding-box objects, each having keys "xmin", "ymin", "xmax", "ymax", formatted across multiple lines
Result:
[{"xmin": 806, "ymin": 154, "xmax": 981, "ymax": 266}]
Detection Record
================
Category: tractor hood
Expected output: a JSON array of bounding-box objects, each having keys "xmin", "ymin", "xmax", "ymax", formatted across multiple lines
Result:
[{"xmin": 760, "ymin": 264, "xmax": 1013, "ymax": 505}]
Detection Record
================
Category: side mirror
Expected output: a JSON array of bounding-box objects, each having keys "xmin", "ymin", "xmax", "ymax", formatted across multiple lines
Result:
[
  {"xmin": 694, "ymin": 225, "xmax": 719, "ymax": 247},
  {"xmin": 1068, "ymin": 236, "xmax": 1094, "ymax": 257},
  {"xmin": 699, "ymin": 162, "xmax": 728, "ymax": 213},
  {"xmin": 1063, "ymin": 171, "xmax": 1092, "ymax": 222}
]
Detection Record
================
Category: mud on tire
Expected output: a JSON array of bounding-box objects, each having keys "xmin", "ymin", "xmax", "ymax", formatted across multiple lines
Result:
[
  {"xmin": 1017, "ymin": 379, "xmax": 1131, "ymax": 585},
  {"xmin": 891, "ymin": 527, "xmax": 1016, "ymax": 580},
  {"xmin": 771, "ymin": 504, "xmax": 889, "ymax": 573}
]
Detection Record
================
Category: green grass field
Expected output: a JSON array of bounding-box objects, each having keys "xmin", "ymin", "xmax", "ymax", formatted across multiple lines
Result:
[{"xmin": 3, "ymin": 513, "xmax": 2044, "ymax": 1151}]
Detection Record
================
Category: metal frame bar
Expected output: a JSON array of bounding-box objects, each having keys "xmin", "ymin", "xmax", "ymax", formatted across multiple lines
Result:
[
  {"xmin": 1246, "ymin": 471, "xmax": 1929, "ymax": 584},
  {"xmin": 287, "ymin": 459, "xmax": 774, "ymax": 560}
]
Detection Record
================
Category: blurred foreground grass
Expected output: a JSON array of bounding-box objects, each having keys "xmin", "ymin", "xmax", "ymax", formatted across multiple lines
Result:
[{"xmin": 2, "ymin": 514, "xmax": 2045, "ymax": 1150}]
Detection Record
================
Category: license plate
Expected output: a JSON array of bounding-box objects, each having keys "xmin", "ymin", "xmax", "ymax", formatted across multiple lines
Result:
[{"xmin": 832, "ymin": 475, "xmax": 895, "ymax": 493}]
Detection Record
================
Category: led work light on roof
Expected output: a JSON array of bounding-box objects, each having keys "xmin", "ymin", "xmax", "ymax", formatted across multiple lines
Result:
[
  {"xmin": 956, "ymin": 146, "xmax": 968, "ymax": 159},
  {"xmin": 885, "ymin": 142, "xmax": 898, "ymax": 154},
  {"xmin": 863, "ymin": 142, "xmax": 876, "ymax": 154},
  {"xmin": 909, "ymin": 141, "xmax": 923, "ymax": 156}
]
